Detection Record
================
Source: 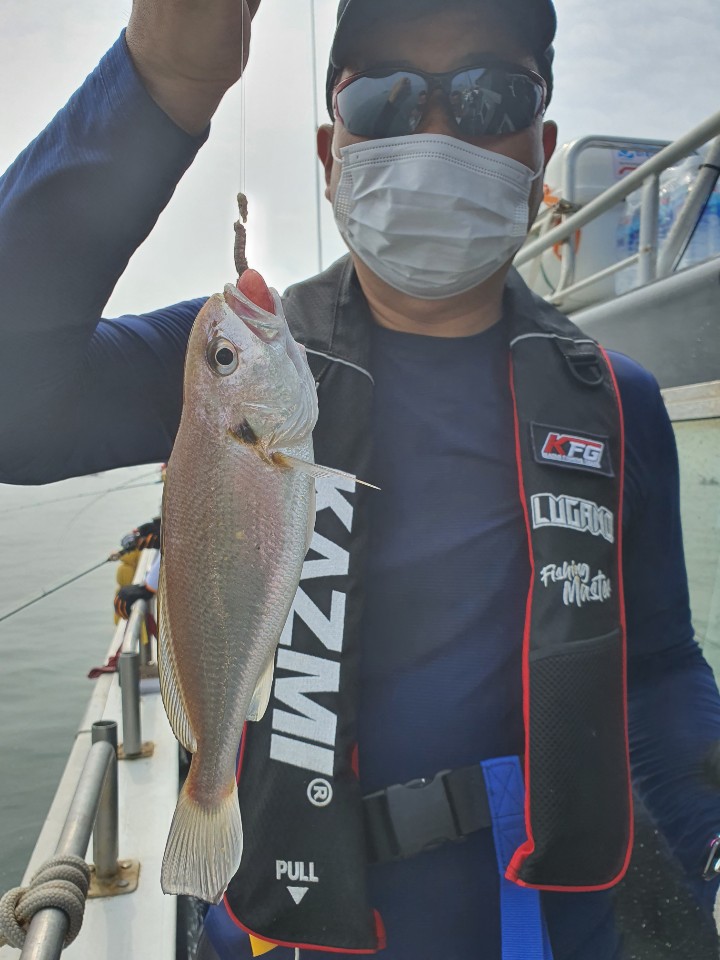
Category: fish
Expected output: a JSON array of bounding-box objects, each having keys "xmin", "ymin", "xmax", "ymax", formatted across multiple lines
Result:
[{"xmin": 159, "ymin": 268, "xmax": 326, "ymax": 903}]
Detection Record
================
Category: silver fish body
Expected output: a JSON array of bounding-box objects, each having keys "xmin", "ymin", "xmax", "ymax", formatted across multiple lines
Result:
[{"xmin": 159, "ymin": 280, "xmax": 318, "ymax": 903}]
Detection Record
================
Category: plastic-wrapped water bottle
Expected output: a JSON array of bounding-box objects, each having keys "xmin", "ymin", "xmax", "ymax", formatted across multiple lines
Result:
[
  {"xmin": 692, "ymin": 144, "xmax": 720, "ymax": 263},
  {"xmin": 674, "ymin": 155, "xmax": 708, "ymax": 267},
  {"xmin": 706, "ymin": 185, "xmax": 720, "ymax": 260},
  {"xmin": 615, "ymin": 189, "xmax": 641, "ymax": 294},
  {"xmin": 653, "ymin": 154, "xmax": 720, "ymax": 269},
  {"xmin": 615, "ymin": 152, "xmax": 719, "ymax": 288},
  {"xmin": 684, "ymin": 174, "xmax": 720, "ymax": 266},
  {"xmin": 657, "ymin": 166, "xmax": 677, "ymax": 247}
]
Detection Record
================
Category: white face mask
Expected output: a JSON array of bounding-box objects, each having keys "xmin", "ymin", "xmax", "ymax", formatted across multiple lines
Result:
[{"xmin": 332, "ymin": 133, "xmax": 542, "ymax": 300}]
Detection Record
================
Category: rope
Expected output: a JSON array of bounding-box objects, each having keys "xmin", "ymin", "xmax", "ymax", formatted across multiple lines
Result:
[{"xmin": 0, "ymin": 855, "xmax": 91, "ymax": 949}]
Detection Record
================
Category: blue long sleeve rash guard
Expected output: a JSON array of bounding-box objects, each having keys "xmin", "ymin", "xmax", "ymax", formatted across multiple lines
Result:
[{"xmin": 1, "ymin": 33, "xmax": 720, "ymax": 959}]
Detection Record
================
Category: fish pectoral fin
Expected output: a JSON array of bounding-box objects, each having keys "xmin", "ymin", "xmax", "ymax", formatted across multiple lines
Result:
[
  {"xmin": 273, "ymin": 453, "xmax": 381, "ymax": 491},
  {"xmin": 158, "ymin": 567, "xmax": 198, "ymax": 753},
  {"xmin": 246, "ymin": 651, "xmax": 276, "ymax": 722}
]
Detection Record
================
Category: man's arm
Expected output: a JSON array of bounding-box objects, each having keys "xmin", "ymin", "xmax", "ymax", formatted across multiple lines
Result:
[
  {"xmin": 0, "ymin": 34, "xmax": 211, "ymax": 483},
  {"xmin": 616, "ymin": 354, "xmax": 720, "ymax": 913}
]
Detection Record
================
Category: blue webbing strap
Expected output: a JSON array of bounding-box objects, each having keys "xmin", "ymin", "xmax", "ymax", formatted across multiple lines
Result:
[{"xmin": 481, "ymin": 757, "xmax": 554, "ymax": 960}]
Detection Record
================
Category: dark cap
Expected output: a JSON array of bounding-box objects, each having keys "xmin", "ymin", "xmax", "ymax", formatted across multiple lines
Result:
[{"xmin": 326, "ymin": 0, "xmax": 556, "ymax": 117}]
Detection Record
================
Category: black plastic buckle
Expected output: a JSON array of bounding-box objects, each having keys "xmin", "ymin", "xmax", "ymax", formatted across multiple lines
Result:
[
  {"xmin": 382, "ymin": 770, "xmax": 459, "ymax": 859},
  {"xmin": 702, "ymin": 835, "xmax": 720, "ymax": 880},
  {"xmin": 555, "ymin": 339, "xmax": 605, "ymax": 388}
]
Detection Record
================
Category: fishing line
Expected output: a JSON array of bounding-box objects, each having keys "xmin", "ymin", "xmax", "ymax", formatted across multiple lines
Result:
[
  {"xmin": 309, "ymin": 0, "xmax": 324, "ymax": 273},
  {"xmin": 0, "ymin": 558, "xmax": 110, "ymax": 626},
  {"xmin": 241, "ymin": 1, "xmax": 247, "ymax": 197},
  {"xmin": 59, "ymin": 469, "xmax": 161, "ymax": 538},
  {"xmin": 0, "ymin": 478, "xmax": 160, "ymax": 516}
]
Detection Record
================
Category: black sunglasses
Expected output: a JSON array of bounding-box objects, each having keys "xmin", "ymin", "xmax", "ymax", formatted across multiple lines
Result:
[{"xmin": 333, "ymin": 61, "xmax": 547, "ymax": 141}]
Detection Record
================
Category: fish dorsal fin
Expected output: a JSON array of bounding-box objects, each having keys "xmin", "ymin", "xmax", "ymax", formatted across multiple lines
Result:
[
  {"xmin": 158, "ymin": 564, "xmax": 198, "ymax": 753},
  {"xmin": 246, "ymin": 650, "xmax": 276, "ymax": 723},
  {"xmin": 275, "ymin": 454, "xmax": 380, "ymax": 491}
]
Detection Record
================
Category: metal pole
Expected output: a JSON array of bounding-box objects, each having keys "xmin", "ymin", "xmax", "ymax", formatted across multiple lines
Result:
[
  {"xmin": 125, "ymin": 598, "xmax": 152, "ymax": 665},
  {"xmin": 548, "ymin": 252, "xmax": 640, "ymax": 306},
  {"xmin": 638, "ymin": 173, "xmax": 660, "ymax": 286},
  {"xmin": 309, "ymin": 0, "xmax": 324, "ymax": 274},
  {"xmin": 91, "ymin": 721, "xmax": 118, "ymax": 879},
  {"xmin": 119, "ymin": 652, "xmax": 142, "ymax": 758},
  {"xmin": 556, "ymin": 234, "xmax": 576, "ymax": 295},
  {"xmin": 19, "ymin": 741, "xmax": 114, "ymax": 960},
  {"xmin": 139, "ymin": 613, "xmax": 153, "ymax": 667}
]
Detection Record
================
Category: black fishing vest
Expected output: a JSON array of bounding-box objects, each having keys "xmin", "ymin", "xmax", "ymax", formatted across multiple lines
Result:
[{"xmin": 225, "ymin": 259, "xmax": 632, "ymax": 952}]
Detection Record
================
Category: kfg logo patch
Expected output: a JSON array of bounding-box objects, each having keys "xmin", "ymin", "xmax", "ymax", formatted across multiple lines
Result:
[
  {"xmin": 543, "ymin": 433, "xmax": 603, "ymax": 467},
  {"xmin": 531, "ymin": 424, "xmax": 613, "ymax": 476}
]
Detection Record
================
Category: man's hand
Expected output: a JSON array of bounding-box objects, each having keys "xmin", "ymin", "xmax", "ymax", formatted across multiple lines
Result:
[
  {"xmin": 132, "ymin": 518, "xmax": 162, "ymax": 550},
  {"xmin": 115, "ymin": 583, "xmax": 154, "ymax": 620},
  {"xmin": 126, "ymin": 0, "xmax": 264, "ymax": 135}
]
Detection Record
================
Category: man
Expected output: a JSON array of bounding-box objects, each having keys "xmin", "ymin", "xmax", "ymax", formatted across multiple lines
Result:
[
  {"xmin": 113, "ymin": 515, "xmax": 162, "ymax": 620},
  {"xmin": 1, "ymin": 1, "xmax": 719, "ymax": 958}
]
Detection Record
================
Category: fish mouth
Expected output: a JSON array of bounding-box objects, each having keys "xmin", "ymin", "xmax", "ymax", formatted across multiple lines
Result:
[{"xmin": 224, "ymin": 284, "xmax": 282, "ymax": 343}]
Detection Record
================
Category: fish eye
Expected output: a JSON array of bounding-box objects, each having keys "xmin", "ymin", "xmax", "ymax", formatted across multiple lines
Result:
[{"xmin": 207, "ymin": 338, "xmax": 239, "ymax": 376}]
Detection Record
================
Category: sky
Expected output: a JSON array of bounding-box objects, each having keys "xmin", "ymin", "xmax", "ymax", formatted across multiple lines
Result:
[{"xmin": 0, "ymin": 0, "xmax": 718, "ymax": 317}]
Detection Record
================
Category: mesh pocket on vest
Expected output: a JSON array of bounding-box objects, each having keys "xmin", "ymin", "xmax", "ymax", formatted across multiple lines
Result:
[{"xmin": 520, "ymin": 629, "xmax": 630, "ymax": 888}]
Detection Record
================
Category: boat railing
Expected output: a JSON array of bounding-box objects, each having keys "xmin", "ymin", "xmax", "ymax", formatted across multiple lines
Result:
[
  {"xmin": 118, "ymin": 549, "xmax": 157, "ymax": 759},
  {"xmin": 514, "ymin": 110, "xmax": 720, "ymax": 310},
  {"xmin": 121, "ymin": 586, "xmax": 154, "ymax": 666},
  {"xmin": 16, "ymin": 725, "xmax": 119, "ymax": 960},
  {"xmin": 0, "ymin": 550, "xmax": 179, "ymax": 960}
]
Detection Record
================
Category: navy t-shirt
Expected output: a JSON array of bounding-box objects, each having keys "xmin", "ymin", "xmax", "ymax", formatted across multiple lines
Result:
[{"xmin": 2, "ymin": 33, "xmax": 720, "ymax": 960}]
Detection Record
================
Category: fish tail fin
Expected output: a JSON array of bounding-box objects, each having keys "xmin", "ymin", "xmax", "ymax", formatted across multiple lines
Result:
[{"xmin": 161, "ymin": 781, "xmax": 243, "ymax": 903}]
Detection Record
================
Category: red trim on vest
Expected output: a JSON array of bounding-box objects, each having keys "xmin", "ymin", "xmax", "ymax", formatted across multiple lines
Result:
[
  {"xmin": 597, "ymin": 345, "xmax": 634, "ymax": 886},
  {"xmin": 222, "ymin": 897, "xmax": 382, "ymax": 954},
  {"xmin": 505, "ymin": 349, "xmax": 634, "ymax": 893},
  {"xmin": 373, "ymin": 910, "xmax": 387, "ymax": 950},
  {"xmin": 506, "ymin": 357, "xmax": 538, "ymax": 879}
]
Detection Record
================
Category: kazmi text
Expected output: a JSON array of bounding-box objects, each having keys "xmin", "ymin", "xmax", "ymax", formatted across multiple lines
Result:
[{"xmin": 269, "ymin": 474, "xmax": 355, "ymax": 778}]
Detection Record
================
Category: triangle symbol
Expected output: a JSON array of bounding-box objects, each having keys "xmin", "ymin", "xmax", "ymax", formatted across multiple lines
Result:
[
  {"xmin": 287, "ymin": 885, "xmax": 309, "ymax": 905},
  {"xmin": 249, "ymin": 936, "xmax": 278, "ymax": 957}
]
